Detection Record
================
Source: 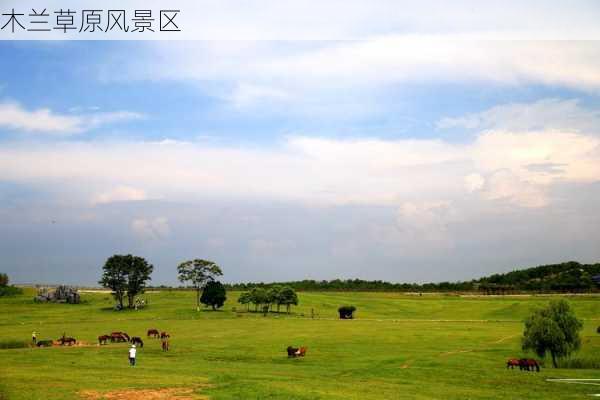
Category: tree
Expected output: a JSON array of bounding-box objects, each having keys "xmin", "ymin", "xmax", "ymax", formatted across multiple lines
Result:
[
  {"xmin": 522, "ymin": 299, "xmax": 583, "ymax": 367},
  {"xmin": 278, "ymin": 286, "xmax": 298, "ymax": 313},
  {"xmin": 237, "ymin": 291, "xmax": 252, "ymax": 311},
  {"xmin": 177, "ymin": 259, "xmax": 223, "ymax": 311},
  {"xmin": 99, "ymin": 254, "xmax": 153, "ymax": 309},
  {"xmin": 0, "ymin": 273, "xmax": 8, "ymax": 287},
  {"xmin": 200, "ymin": 280, "xmax": 227, "ymax": 310},
  {"xmin": 250, "ymin": 287, "xmax": 268, "ymax": 312},
  {"xmin": 267, "ymin": 285, "xmax": 282, "ymax": 312}
]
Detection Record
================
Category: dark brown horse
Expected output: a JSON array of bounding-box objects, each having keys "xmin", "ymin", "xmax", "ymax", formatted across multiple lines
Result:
[
  {"xmin": 110, "ymin": 332, "xmax": 129, "ymax": 342},
  {"xmin": 58, "ymin": 336, "xmax": 76, "ymax": 346},
  {"xmin": 161, "ymin": 337, "xmax": 169, "ymax": 352},
  {"xmin": 98, "ymin": 335, "xmax": 110, "ymax": 345},
  {"xmin": 287, "ymin": 346, "xmax": 298, "ymax": 357},
  {"xmin": 36, "ymin": 340, "xmax": 53, "ymax": 347},
  {"xmin": 506, "ymin": 359, "xmax": 520, "ymax": 369},
  {"xmin": 130, "ymin": 337, "xmax": 144, "ymax": 347},
  {"xmin": 147, "ymin": 329, "xmax": 160, "ymax": 338},
  {"xmin": 160, "ymin": 331, "xmax": 170, "ymax": 339},
  {"xmin": 287, "ymin": 346, "xmax": 307, "ymax": 357},
  {"xmin": 519, "ymin": 358, "xmax": 540, "ymax": 372}
]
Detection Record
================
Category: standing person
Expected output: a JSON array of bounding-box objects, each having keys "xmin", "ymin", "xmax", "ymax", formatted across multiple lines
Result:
[
  {"xmin": 31, "ymin": 331, "xmax": 37, "ymax": 344},
  {"xmin": 128, "ymin": 344, "xmax": 137, "ymax": 366}
]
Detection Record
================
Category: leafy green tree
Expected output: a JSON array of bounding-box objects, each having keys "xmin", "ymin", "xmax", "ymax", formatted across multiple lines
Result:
[
  {"xmin": 177, "ymin": 259, "xmax": 223, "ymax": 311},
  {"xmin": 200, "ymin": 280, "xmax": 227, "ymax": 310},
  {"xmin": 0, "ymin": 273, "xmax": 8, "ymax": 287},
  {"xmin": 99, "ymin": 254, "xmax": 153, "ymax": 309},
  {"xmin": 237, "ymin": 291, "xmax": 252, "ymax": 311},
  {"xmin": 250, "ymin": 287, "xmax": 268, "ymax": 312},
  {"xmin": 522, "ymin": 299, "xmax": 583, "ymax": 367},
  {"xmin": 267, "ymin": 285, "xmax": 282, "ymax": 312},
  {"xmin": 278, "ymin": 286, "xmax": 298, "ymax": 313}
]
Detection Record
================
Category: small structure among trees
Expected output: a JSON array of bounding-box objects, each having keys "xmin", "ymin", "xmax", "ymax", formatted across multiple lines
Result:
[
  {"xmin": 522, "ymin": 299, "xmax": 583, "ymax": 367},
  {"xmin": 338, "ymin": 305, "xmax": 356, "ymax": 319},
  {"xmin": 34, "ymin": 285, "xmax": 81, "ymax": 304}
]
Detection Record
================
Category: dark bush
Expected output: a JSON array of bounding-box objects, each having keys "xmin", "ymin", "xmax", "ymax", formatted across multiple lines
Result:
[
  {"xmin": 0, "ymin": 339, "xmax": 28, "ymax": 349},
  {"xmin": 0, "ymin": 286, "xmax": 23, "ymax": 297},
  {"xmin": 338, "ymin": 305, "xmax": 356, "ymax": 319}
]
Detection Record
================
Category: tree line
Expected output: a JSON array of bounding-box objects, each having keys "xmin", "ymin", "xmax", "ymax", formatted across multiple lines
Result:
[
  {"xmin": 226, "ymin": 261, "xmax": 600, "ymax": 293},
  {"xmin": 237, "ymin": 286, "xmax": 299, "ymax": 313}
]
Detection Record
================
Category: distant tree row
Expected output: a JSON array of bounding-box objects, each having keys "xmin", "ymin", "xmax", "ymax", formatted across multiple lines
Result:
[
  {"xmin": 237, "ymin": 286, "xmax": 298, "ymax": 313},
  {"xmin": 226, "ymin": 262, "xmax": 600, "ymax": 293}
]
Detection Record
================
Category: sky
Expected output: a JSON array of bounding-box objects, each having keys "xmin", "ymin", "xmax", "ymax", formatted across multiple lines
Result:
[{"xmin": 2, "ymin": 13, "xmax": 600, "ymax": 285}]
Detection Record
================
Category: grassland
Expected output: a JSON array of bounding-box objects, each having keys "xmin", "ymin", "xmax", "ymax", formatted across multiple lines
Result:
[{"xmin": 1, "ymin": 289, "xmax": 599, "ymax": 399}]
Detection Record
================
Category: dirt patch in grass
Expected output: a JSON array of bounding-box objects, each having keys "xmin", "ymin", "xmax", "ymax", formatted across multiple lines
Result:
[{"xmin": 79, "ymin": 387, "xmax": 208, "ymax": 400}]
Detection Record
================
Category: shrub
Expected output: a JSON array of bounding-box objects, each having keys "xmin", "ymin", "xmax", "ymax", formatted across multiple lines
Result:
[
  {"xmin": 557, "ymin": 357, "xmax": 600, "ymax": 369},
  {"xmin": 338, "ymin": 305, "xmax": 356, "ymax": 319},
  {"xmin": 0, "ymin": 286, "xmax": 23, "ymax": 297},
  {"xmin": 0, "ymin": 339, "xmax": 28, "ymax": 349}
]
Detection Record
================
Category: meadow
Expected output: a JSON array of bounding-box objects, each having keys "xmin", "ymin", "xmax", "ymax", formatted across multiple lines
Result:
[{"xmin": 1, "ymin": 289, "xmax": 600, "ymax": 399}]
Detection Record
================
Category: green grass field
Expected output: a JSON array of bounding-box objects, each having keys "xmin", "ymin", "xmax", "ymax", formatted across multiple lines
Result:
[{"xmin": 1, "ymin": 289, "xmax": 599, "ymax": 399}]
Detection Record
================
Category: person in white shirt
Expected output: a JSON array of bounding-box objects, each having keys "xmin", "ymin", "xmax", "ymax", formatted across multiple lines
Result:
[{"xmin": 128, "ymin": 344, "xmax": 137, "ymax": 366}]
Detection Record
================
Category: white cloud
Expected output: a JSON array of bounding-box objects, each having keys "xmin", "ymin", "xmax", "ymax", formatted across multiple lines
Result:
[
  {"xmin": 228, "ymin": 83, "xmax": 291, "ymax": 109},
  {"xmin": 131, "ymin": 217, "xmax": 170, "ymax": 240},
  {"xmin": 464, "ymin": 173, "xmax": 485, "ymax": 192},
  {"xmin": 437, "ymin": 98, "xmax": 600, "ymax": 132},
  {"xmin": 0, "ymin": 101, "xmax": 143, "ymax": 135},
  {"xmin": 1, "ymin": 99, "xmax": 600, "ymax": 213},
  {"xmin": 92, "ymin": 186, "xmax": 148, "ymax": 205},
  {"xmin": 127, "ymin": 40, "xmax": 600, "ymax": 110}
]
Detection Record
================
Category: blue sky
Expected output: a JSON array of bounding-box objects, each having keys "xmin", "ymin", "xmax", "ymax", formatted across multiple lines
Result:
[{"xmin": 1, "ymin": 39, "xmax": 600, "ymax": 285}]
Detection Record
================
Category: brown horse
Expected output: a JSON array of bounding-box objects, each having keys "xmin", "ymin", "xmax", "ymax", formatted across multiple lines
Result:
[
  {"xmin": 519, "ymin": 358, "xmax": 540, "ymax": 372},
  {"xmin": 506, "ymin": 359, "xmax": 520, "ymax": 369},
  {"xmin": 147, "ymin": 329, "xmax": 160, "ymax": 338},
  {"xmin": 287, "ymin": 346, "xmax": 298, "ymax": 357},
  {"xmin": 161, "ymin": 337, "xmax": 169, "ymax": 352},
  {"xmin": 160, "ymin": 331, "xmax": 170, "ymax": 339},
  {"xmin": 98, "ymin": 335, "xmax": 110, "ymax": 345},
  {"xmin": 58, "ymin": 336, "xmax": 76, "ymax": 346},
  {"xmin": 130, "ymin": 337, "xmax": 144, "ymax": 347},
  {"xmin": 287, "ymin": 346, "xmax": 307, "ymax": 357},
  {"xmin": 110, "ymin": 332, "xmax": 129, "ymax": 342}
]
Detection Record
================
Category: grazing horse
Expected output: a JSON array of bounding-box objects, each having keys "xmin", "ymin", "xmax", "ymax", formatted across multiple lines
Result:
[
  {"xmin": 506, "ymin": 359, "xmax": 520, "ymax": 369},
  {"xmin": 287, "ymin": 346, "xmax": 307, "ymax": 357},
  {"xmin": 58, "ymin": 336, "xmax": 76, "ymax": 346},
  {"xmin": 296, "ymin": 347, "xmax": 307, "ymax": 357},
  {"xmin": 130, "ymin": 337, "xmax": 144, "ymax": 347},
  {"xmin": 147, "ymin": 329, "xmax": 160, "ymax": 338},
  {"xmin": 36, "ymin": 340, "xmax": 53, "ymax": 347},
  {"xmin": 110, "ymin": 332, "xmax": 129, "ymax": 343},
  {"xmin": 98, "ymin": 335, "xmax": 110, "ymax": 345},
  {"xmin": 160, "ymin": 332, "xmax": 170, "ymax": 339},
  {"xmin": 287, "ymin": 346, "xmax": 298, "ymax": 357},
  {"xmin": 161, "ymin": 337, "xmax": 169, "ymax": 352},
  {"xmin": 519, "ymin": 358, "xmax": 540, "ymax": 372}
]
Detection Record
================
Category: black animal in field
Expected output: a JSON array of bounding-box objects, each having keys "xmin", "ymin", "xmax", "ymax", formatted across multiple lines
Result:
[{"xmin": 130, "ymin": 337, "xmax": 144, "ymax": 347}]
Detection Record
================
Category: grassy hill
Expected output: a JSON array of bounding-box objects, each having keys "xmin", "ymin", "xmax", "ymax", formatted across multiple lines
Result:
[{"xmin": 1, "ymin": 289, "xmax": 600, "ymax": 399}]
